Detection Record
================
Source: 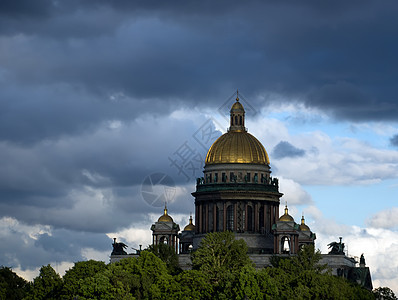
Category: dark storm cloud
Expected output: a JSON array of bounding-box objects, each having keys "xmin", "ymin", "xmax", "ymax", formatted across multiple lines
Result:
[
  {"xmin": 0, "ymin": 0, "xmax": 397, "ymax": 133},
  {"xmin": 34, "ymin": 229, "xmax": 110, "ymax": 258},
  {"xmin": 391, "ymin": 135, "xmax": 398, "ymax": 147},
  {"xmin": 0, "ymin": 222, "xmax": 111, "ymax": 270},
  {"xmin": 0, "ymin": 0, "xmax": 52, "ymax": 17},
  {"xmin": 0, "ymin": 112, "xmax": 212, "ymax": 232},
  {"xmin": 272, "ymin": 141, "xmax": 305, "ymax": 159},
  {"xmin": 1, "ymin": 0, "xmax": 398, "ymax": 274}
]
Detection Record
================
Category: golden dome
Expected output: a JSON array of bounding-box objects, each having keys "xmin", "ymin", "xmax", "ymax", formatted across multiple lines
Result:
[
  {"xmin": 158, "ymin": 207, "xmax": 173, "ymax": 222},
  {"xmin": 299, "ymin": 215, "xmax": 310, "ymax": 231},
  {"xmin": 231, "ymin": 100, "xmax": 244, "ymax": 111},
  {"xmin": 279, "ymin": 205, "xmax": 294, "ymax": 222},
  {"xmin": 183, "ymin": 215, "xmax": 195, "ymax": 231},
  {"xmin": 205, "ymin": 131, "xmax": 270, "ymax": 165}
]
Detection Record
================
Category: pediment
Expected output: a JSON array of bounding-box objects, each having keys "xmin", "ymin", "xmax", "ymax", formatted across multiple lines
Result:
[
  {"xmin": 275, "ymin": 222, "xmax": 296, "ymax": 231},
  {"xmin": 153, "ymin": 222, "xmax": 174, "ymax": 230}
]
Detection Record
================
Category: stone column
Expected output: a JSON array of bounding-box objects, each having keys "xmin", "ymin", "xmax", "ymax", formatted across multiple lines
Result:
[
  {"xmin": 271, "ymin": 205, "xmax": 274, "ymax": 226},
  {"xmin": 195, "ymin": 204, "xmax": 199, "ymax": 233},
  {"xmin": 213, "ymin": 203, "xmax": 217, "ymax": 232},
  {"xmin": 245, "ymin": 203, "xmax": 248, "ymax": 232},
  {"xmin": 254, "ymin": 202, "xmax": 259, "ymax": 232},
  {"xmin": 205, "ymin": 204, "xmax": 209, "ymax": 233},
  {"xmin": 234, "ymin": 202, "xmax": 237, "ymax": 231},
  {"xmin": 198, "ymin": 204, "xmax": 202, "ymax": 233},
  {"xmin": 263, "ymin": 204, "xmax": 267, "ymax": 233},
  {"xmin": 223, "ymin": 202, "xmax": 226, "ymax": 231}
]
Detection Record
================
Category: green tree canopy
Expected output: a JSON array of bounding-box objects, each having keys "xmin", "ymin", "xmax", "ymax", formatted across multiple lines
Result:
[
  {"xmin": 190, "ymin": 231, "xmax": 253, "ymax": 299},
  {"xmin": 61, "ymin": 260, "xmax": 107, "ymax": 298},
  {"xmin": 265, "ymin": 245, "xmax": 374, "ymax": 299},
  {"xmin": 24, "ymin": 265, "xmax": 62, "ymax": 300},
  {"xmin": 373, "ymin": 287, "xmax": 397, "ymax": 300},
  {"xmin": 146, "ymin": 243, "xmax": 181, "ymax": 275},
  {"xmin": 106, "ymin": 251, "xmax": 178, "ymax": 299},
  {"xmin": 191, "ymin": 231, "xmax": 252, "ymax": 284},
  {"xmin": 0, "ymin": 266, "xmax": 28, "ymax": 300}
]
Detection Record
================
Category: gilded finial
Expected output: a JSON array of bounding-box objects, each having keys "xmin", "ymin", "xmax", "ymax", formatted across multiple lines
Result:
[
  {"xmin": 301, "ymin": 214, "xmax": 305, "ymax": 225},
  {"xmin": 164, "ymin": 202, "xmax": 168, "ymax": 215},
  {"xmin": 236, "ymin": 89, "xmax": 239, "ymax": 101},
  {"xmin": 189, "ymin": 214, "xmax": 193, "ymax": 225}
]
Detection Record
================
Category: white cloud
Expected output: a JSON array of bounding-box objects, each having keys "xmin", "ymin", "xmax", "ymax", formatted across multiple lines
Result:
[
  {"xmin": 81, "ymin": 248, "xmax": 110, "ymax": 262},
  {"xmin": 107, "ymin": 226, "xmax": 152, "ymax": 251},
  {"xmin": 349, "ymin": 122, "xmax": 398, "ymax": 138},
  {"xmin": 281, "ymin": 202, "xmax": 398, "ymax": 294},
  {"xmin": 313, "ymin": 218, "xmax": 398, "ymax": 295},
  {"xmin": 245, "ymin": 110, "xmax": 398, "ymax": 186},
  {"xmin": 366, "ymin": 207, "xmax": 398, "ymax": 229},
  {"xmin": 278, "ymin": 177, "xmax": 313, "ymax": 205},
  {"xmin": 13, "ymin": 261, "xmax": 74, "ymax": 282}
]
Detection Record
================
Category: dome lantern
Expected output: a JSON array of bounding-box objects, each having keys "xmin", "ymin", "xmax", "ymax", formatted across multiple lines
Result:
[
  {"xmin": 299, "ymin": 215, "xmax": 310, "ymax": 231},
  {"xmin": 279, "ymin": 205, "xmax": 294, "ymax": 222},
  {"xmin": 205, "ymin": 91, "xmax": 270, "ymax": 166},
  {"xmin": 183, "ymin": 214, "xmax": 195, "ymax": 231},
  {"xmin": 229, "ymin": 90, "xmax": 246, "ymax": 132},
  {"xmin": 158, "ymin": 204, "xmax": 173, "ymax": 222}
]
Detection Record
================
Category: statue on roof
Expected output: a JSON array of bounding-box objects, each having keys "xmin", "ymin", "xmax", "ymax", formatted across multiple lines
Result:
[
  {"xmin": 111, "ymin": 238, "xmax": 128, "ymax": 255},
  {"xmin": 327, "ymin": 237, "xmax": 345, "ymax": 255},
  {"xmin": 360, "ymin": 253, "xmax": 366, "ymax": 267}
]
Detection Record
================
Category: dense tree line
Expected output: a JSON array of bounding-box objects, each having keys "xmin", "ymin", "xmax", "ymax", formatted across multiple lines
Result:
[{"xmin": 1, "ymin": 232, "xmax": 396, "ymax": 299}]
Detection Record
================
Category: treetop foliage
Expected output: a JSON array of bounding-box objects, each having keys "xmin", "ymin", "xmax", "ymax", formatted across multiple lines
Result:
[{"xmin": 1, "ymin": 233, "xmax": 391, "ymax": 299}]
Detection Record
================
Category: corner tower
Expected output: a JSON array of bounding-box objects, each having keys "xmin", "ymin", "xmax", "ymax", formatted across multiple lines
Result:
[
  {"xmin": 192, "ymin": 92, "xmax": 282, "ymax": 253},
  {"xmin": 151, "ymin": 205, "xmax": 180, "ymax": 253}
]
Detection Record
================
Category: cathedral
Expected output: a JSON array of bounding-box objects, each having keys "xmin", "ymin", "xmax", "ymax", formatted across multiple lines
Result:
[
  {"xmin": 152, "ymin": 93, "xmax": 316, "ymax": 255},
  {"xmin": 111, "ymin": 93, "xmax": 372, "ymax": 290}
]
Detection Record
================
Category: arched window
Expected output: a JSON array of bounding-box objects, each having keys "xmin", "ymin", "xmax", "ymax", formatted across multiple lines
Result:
[
  {"xmin": 226, "ymin": 205, "xmax": 234, "ymax": 231},
  {"xmin": 281, "ymin": 236, "xmax": 290, "ymax": 254},
  {"xmin": 239, "ymin": 115, "xmax": 242, "ymax": 125},
  {"xmin": 235, "ymin": 115, "xmax": 238, "ymax": 125},
  {"xmin": 247, "ymin": 205, "xmax": 253, "ymax": 231}
]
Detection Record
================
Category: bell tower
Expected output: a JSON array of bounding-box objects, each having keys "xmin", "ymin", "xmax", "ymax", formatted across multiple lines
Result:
[
  {"xmin": 229, "ymin": 91, "xmax": 246, "ymax": 132},
  {"xmin": 151, "ymin": 204, "xmax": 180, "ymax": 253}
]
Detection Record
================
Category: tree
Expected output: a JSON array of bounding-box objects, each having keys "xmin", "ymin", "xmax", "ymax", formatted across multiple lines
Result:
[
  {"xmin": 24, "ymin": 265, "xmax": 62, "ymax": 300},
  {"xmin": 107, "ymin": 252, "xmax": 178, "ymax": 299},
  {"xmin": 191, "ymin": 231, "xmax": 252, "ymax": 294},
  {"xmin": 232, "ymin": 265, "xmax": 263, "ymax": 300},
  {"xmin": 61, "ymin": 260, "xmax": 107, "ymax": 298},
  {"xmin": 265, "ymin": 245, "xmax": 374, "ymax": 299},
  {"xmin": 373, "ymin": 287, "xmax": 397, "ymax": 300},
  {"xmin": 0, "ymin": 266, "xmax": 28, "ymax": 300},
  {"xmin": 175, "ymin": 270, "xmax": 213, "ymax": 299},
  {"xmin": 146, "ymin": 243, "xmax": 181, "ymax": 275},
  {"xmin": 270, "ymin": 244, "xmax": 328, "ymax": 274}
]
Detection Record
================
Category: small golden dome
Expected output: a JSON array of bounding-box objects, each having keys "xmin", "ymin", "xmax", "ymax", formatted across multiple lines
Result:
[
  {"xmin": 183, "ymin": 215, "xmax": 195, "ymax": 231},
  {"xmin": 299, "ymin": 215, "xmax": 310, "ymax": 231},
  {"xmin": 158, "ymin": 207, "xmax": 173, "ymax": 222},
  {"xmin": 205, "ymin": 131, "xmax": 270, "ymax": 165},
  {"xmin": 231, "ymin": 100, "xmax": 244, "ymax": 111},
  {"xmin": 279, "ymin": 205, "xmax": 294, "ymax": 222}
]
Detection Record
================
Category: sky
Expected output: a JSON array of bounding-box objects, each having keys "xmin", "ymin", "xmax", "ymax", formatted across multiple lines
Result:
[{"xmin": 0, "ymin": 0, "xmax": 398, "ymax": 293}]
